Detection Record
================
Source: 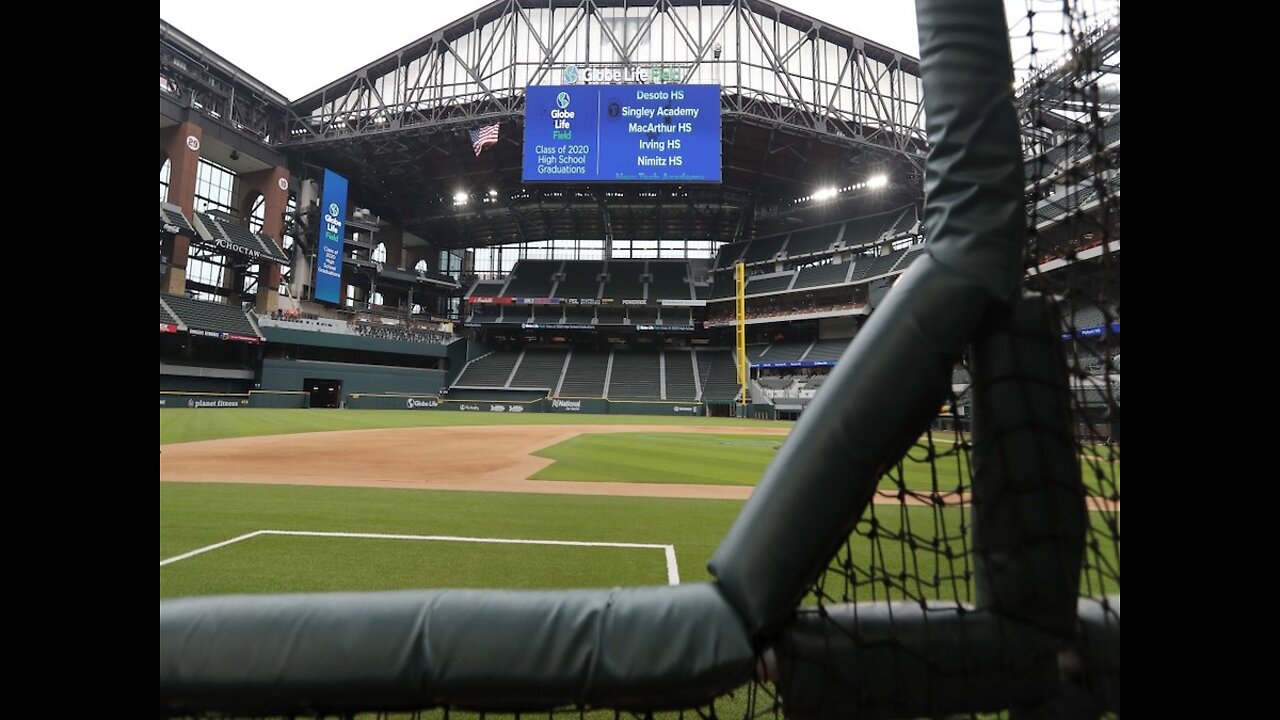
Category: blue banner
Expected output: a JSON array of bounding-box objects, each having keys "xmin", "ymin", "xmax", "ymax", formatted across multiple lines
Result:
[
  {"xmin": 752, "ymin": 360, "xmax": 839, "ymax": 369},
  {"xmin": 314, "ymin": 169, "xmax": 348, "ymax": 304},
  {"xmin": 523, "ymin": 85, "xmax": 721, "ymax": 182},
  {"xmin": 1061, "ymin": 321, "xmax": 1121, "ymax": 340}
]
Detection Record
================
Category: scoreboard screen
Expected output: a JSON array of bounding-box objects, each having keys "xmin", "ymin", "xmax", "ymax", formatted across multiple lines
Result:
[{"xmin": 523, "ymin": 84, "xmax": 721, "ymax": 183}]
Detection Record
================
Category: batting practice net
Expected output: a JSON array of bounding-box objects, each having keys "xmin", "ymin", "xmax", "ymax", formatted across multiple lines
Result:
[
  {"xmin": 773, "ymin": 2, "xmax": 1119, "ymax": 716},
  {"xmin": 159, "ymin": 0, "xmax": 1119, "ymax": 717}
]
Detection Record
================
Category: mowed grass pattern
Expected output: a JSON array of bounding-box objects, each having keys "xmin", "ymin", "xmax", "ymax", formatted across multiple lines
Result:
[
  {"xmin": 531, "ymin": 432, "xmax": 1119, "ymax": 496},
  {"xmin": 162, "ymin": 535, "xmax": 668, "ymax": 597},
  {"xmin": 532, "ymin": 433, "xmax": 785, "ymax": 485},
  {"xmin": 160, "ymin": 483, "xmax": 741, "ymax": 598},
  {"xmin": 160, "ymin": 483, "xmax": 1118, "ymax": 601},
  {"xmin": 161, "ymin": 411, "xmax": 1116, "ymax": 496},
  {"xmin": 160, "ymin": 408, "xmax": 774, "ymax": 445}
]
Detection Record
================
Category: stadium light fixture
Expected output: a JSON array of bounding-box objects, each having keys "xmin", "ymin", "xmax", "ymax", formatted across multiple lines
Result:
[
  {"xmin": 868, "ymin": 174, "xmax": 889, "ymax": 188},
  {"xmin": 813, "ymin": 187, "xmax": 838, "ymax": 201},
  {"xmin": 488, "ymin": 189, "xmax": 498, "ymax": 197},
  {"xmin": 453, "ymin": 192, "xmax": 469, "ymax": 205}
]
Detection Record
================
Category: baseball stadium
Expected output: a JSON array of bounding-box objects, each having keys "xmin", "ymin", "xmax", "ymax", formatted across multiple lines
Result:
[{"xmin": 160, "ymin": 0, "xmax": 1120, "ymax": 717}]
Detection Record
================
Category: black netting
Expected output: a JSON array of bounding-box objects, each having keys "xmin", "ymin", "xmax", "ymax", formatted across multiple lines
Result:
[
  {"xmin": 811, "ymin": 423, "xmax": 977, "ymax": 608},
  {"xmin": 1018, "ymin": 0, "xmax": 1121, "ymax": 606},
  {"xmin": 778, "ymin": 1, "xmax": 1120, "ymax": 717}
]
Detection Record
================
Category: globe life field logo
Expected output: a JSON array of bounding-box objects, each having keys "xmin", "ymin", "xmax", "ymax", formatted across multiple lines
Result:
[
  {"xmin": 323, "ymin": 202, "xmax": 343, "ymax": 240},
  {"xmin": 552, "ymin": 92, "xmax": 575, "ymax": 140},
  {"xmin": 560, "ymin": 64, "xmax": 680, "ymax": 85}
]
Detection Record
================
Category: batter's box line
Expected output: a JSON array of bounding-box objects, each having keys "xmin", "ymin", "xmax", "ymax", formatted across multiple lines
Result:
[{"xmin": 159, "ymin": 529, "xmax": 681, "ymax": 585}]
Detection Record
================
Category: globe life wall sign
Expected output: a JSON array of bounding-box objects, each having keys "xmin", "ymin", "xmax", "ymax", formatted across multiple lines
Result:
[
  {"xmin": 560, "ymin": 63, "xmax": 686, "ymax": 85},
  {"xmin": 522, "ymin": 84, "xmax": 722, "ymax": 183}
]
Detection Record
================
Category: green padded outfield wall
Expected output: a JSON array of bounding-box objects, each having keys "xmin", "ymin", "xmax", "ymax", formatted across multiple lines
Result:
[
  {"xmin": 604, "ymin": 400, "xmax": 704, "ymax": 416},
  {"xmin": 260, "ymin": 358, "xmax": 446, "ymax": 405},
  {"xmin": 347, "ymin": 393, "xmax": 447, "ymax": 410},
  {"xmin": 159, "ymin": 393, "xmax": 249, "ymax": 408},
  {"xmin": 346, "ymin": 394, "xmax": 702, "ymax": 417},
  {"xmin": 545, "ymin": 397, "xmax": 610, "ymax": 414},
  {"xmin": 445, "ymin": 339, "xmax": 471, "ymax": 386},
  {"xmin": 348, "ymin": 394, "xmax": 546, "ymax": 413},
  {"xmin": 248, "ymin": 391, "xmax": 310, "ymax": 408},
  {"xmin": 438, "ymin": 399, "xmax": 545, "ymax": 413},
  {"xmin": 440, "ymin": 389, "xmax": 546, "ymax": 403},
  {"xmin": 159, "ymin": 375, "xmax": 252, "ymax": 393}
]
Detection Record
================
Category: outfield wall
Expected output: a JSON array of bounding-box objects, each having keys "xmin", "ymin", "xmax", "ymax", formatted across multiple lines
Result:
[
  {"xmin": 261, "ymin": 358, "xmax": 446, "ymax": 405},
  {"xmin": 546, "ymin": 398, "xmax": 608, "ymax": 414},
  {"xmin": 348, "ymin": 394, "xmax": 542, "ymax": 413},
  {"xmin": 159, "ymin": 391, "xmax": 310, "ymax": 409},
  {"xmin": 348, "ymin": 393, "xmax": 707, "ymax": 417},
  {"xmin": 248, "ymin": 390, "xmax": 310, "ymax": 408},
  {"xmin": 592, "ymin": 399, "xmax": 704, "ymax": 416},
  {"xmin": 159, "ymin": 375, "xmax": 252, "ymax": 394},
  {"xmin": 444, "ymin": 340, "xmax": 470, "ymax": 387},
  {"xmin": 443, "ymin": 389, "xmax": 547, "ymax": 403},
  {"xmin": 745, "ymin": 403, "xmax": 778, "ymax": 421},
  {"xmin": 162, "ymin": 387, "xmax": 717, "ymax": 417},
  {"xmin": 347, "ymin": 393, "xmax": 447, "ymax": 410},
  {"xmin": 159, "ymin": 392, "xmax": 249, "ymax": 409}
]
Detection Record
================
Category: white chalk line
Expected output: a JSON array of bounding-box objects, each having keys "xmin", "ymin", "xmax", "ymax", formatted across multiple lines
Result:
[{"xmin": 160, "ymin": 529, "xmax": 681, "ymax": 584}]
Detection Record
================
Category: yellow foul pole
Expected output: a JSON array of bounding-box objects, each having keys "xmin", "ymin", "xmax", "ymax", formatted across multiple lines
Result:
[{"xmin": 735, "ymin": 261, "xmax": 747, "ymax": 407}]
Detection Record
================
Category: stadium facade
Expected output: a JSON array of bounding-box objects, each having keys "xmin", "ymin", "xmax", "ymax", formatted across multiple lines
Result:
[{"xmin": 159, "ymin": 0, "xmax": 1116, "ymax": 420}]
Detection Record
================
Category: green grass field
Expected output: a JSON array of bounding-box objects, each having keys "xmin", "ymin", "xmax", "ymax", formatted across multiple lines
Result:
[
  {"xmin": 160, "ymin": 482, "xmax": 743, "ymax": 598},
  {"xmin": 161, "ymin": 410, "xmax": 1118, "ymax": 601},
  {"xmin": 531, "ymin": 431, "xmax": 1119, "ymax": 496},
  {"xmin": 532, "ymin": 432, "xmax": 785, "ymax": 485},
  {"xmin": 160, "ymin": 483, "xmax": 1118, "ymax": 601},
  {"xmin": 159, "ymin": 408, "xmax": 775, "ymax": 445},
  {"xmin": 160, "ymin": 410, "xmax": 1117, "ymax": 499}
]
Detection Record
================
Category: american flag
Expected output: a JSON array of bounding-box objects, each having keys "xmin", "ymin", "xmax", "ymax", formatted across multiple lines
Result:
[{"xmin": 469, "ymin": 124, "xmax": 500, "ymax": 156}]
